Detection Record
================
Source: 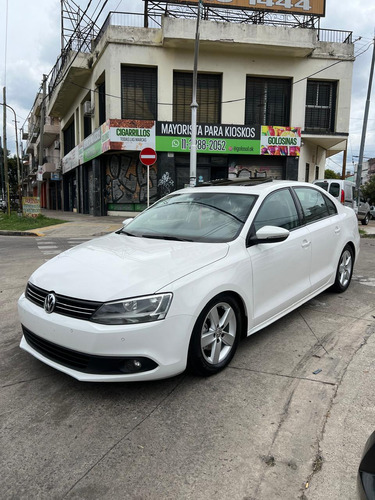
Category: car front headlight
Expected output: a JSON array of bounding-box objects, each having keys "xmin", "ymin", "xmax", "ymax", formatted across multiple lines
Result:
[{"xmin": 90, "ymin": 293, "xmax": 173, "ymax": 325}]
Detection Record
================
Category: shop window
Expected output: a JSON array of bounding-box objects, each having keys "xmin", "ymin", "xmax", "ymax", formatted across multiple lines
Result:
[
  {"xmin": 121, "ymin": 66, "xmax": 157, "ymax": 120},
  {"xmin": 305, "ymin": 80, "xmax": 337, "ymax": 133},
  {"xmin": 173, "ymin": 72, "xmax": 222, "ymax": 123},
  {"xmin": 245, "ymin": 77, "xmax": 291, "ymax": 125},
  {"xmin": 63, "ymin": 119, "xmax": 75, "ymax": 156}
]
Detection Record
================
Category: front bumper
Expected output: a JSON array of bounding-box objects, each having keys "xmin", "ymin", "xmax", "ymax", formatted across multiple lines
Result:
[{"xmin": 18, "ymin": 294, "xmax": 194, "ymax": 382}]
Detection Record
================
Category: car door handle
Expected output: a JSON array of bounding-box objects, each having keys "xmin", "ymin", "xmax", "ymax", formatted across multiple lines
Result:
[
  {"xmin": 334, "ymin": 226, "xmax": 341, "ymax": 234},
  {"xmin": 301, "ymin": 240, "xmax": 311, "ymax": 248}
]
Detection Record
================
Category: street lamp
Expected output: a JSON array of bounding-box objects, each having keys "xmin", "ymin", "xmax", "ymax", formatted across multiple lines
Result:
[{"xmin": 190, "ymin": 0, "xmax": 203, "ymax": 188}]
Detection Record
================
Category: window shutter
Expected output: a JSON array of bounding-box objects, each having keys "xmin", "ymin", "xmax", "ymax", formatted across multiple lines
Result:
[
  {"xmin": 245, "ymin": 77, "xmax": 291, "ymax": 125},
  {"xmin": 173, "ymin": 72, "xmax": 222, "ymax": 123},
  {"xmin": 121, "ymin": 66, "xmax": 157, "ymax": 120}
]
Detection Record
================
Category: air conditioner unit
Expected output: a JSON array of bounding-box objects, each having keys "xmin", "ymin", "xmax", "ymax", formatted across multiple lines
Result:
[
  {"xmin": 83, "ymin": 101, "xmax": 93, "ymax": 116},
  {"xmin": 54, "ymin": 140, "xmax": 60, "ymax": 150}
]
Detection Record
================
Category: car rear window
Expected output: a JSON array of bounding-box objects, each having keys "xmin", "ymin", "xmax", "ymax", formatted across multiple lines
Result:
[{"xmin": 328, "ymin": 183, "xmax": 340, "ymax": 198}]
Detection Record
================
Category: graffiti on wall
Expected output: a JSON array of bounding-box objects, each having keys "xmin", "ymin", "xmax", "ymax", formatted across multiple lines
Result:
[
  {"xmin": 158, "ymin": 172, "xmax": 174, "ymax": 197},
  {"xmin": 106, "ymin": 154, "xmax": 157, "ymax": 205}
]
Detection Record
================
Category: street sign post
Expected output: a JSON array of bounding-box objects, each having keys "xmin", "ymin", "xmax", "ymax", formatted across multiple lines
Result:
[{"xmin": 139, "ymin": 148, "xmax": 157, "ymax": 207}]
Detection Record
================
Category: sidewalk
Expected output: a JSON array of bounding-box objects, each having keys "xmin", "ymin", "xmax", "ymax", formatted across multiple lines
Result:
[{"xmin": 1, "ymin": 209, "xmax": 127, "ymax": 238}]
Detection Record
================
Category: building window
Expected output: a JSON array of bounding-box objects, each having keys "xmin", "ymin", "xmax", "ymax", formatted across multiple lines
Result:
[
  {"xmin": 121, "ymin": 66, "xmax": 157, "ymax": 120},
  {"xmin": 305, "ymin": 163, "xmax": 310, "ymax": 182},
  {"xmin": 315, "ymin": 166, "xmax": 320, "ymax": 179},
  {"xmin": 173, "ymin": 72, "xmax": 222, "ymax": 123},
  {"xmin": 63, "ymin": 120, "xmax": 75, "ymax": 156},
  {"xmin": 245, "ymin": 77, "xmax": 291, "ymax": 125},
  {"xmin": 98, "ymin": 81, "xmax": 106, "ymax": 125},
  {"xmin": 305, "ymin": 80, "xmax": 337, "ymax": 133}
]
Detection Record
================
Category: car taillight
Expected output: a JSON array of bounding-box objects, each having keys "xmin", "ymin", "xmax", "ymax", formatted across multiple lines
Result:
[{"xmin": 341, "ymin": 189, "xmax": 345, "ymax": 204}]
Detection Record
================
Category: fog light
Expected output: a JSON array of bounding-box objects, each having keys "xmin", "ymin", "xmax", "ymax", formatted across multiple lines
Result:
[{"xmin": 123, "ymin": 359, "xmax": 143, "ymax": 373}]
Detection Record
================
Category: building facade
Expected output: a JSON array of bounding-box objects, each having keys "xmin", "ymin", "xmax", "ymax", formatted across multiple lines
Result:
[{"xmin": 24, "ymin": 9, "xmax": 355, "ymax": 215}]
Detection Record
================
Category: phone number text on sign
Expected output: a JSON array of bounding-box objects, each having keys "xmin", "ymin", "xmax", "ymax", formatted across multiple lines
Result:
[
  {"xmin": 248, "ymin": 0, "xmax": 315, "ymax": 12},
  {"xmin": 181, "ymin": 138, "xmax": 227, "ymax": 152}
]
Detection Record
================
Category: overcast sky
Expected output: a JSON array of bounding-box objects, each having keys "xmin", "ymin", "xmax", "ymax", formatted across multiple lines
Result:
[{"xmin": 1, "ymin": 0, "xmax": 374, "ymax": 174}]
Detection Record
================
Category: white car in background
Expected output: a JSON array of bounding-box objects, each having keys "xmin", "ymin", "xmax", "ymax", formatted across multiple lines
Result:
[{"xmin": 18, "ymin": 180, "xmax": 360, "ymax": 382}]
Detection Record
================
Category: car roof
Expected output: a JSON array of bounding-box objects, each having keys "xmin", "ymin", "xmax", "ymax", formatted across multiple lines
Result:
[{"xmin": 176, "ymin": 180, "xmax": 316, "ymax": 196}]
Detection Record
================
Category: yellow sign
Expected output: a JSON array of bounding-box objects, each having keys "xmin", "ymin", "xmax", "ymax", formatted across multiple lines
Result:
[{"xmin": 170, "ymin": 0, "xmax": 326, "ymax": 17}]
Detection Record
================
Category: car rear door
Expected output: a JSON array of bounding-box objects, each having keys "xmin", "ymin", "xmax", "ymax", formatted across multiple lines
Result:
[{"xmin": 293, "ymin": 186, "xmax": 342, "ymax": 292}]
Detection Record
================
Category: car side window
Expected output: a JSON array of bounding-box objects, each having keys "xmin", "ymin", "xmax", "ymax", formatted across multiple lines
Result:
[
  {"xmin": 253, "ymin": 189, "xmax": 300, "ymax": 232},
  {"xmin": 324, "ymin": 194, "xmax": 338, "ymax": 215},
  {"xmin": 294, "ymin": 187, "xmax": 330, "ymax": 223}
]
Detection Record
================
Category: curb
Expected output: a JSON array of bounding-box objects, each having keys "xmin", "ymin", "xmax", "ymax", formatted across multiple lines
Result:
[{"xmin": 0, "ymin": 230, "xmax": 40, "ymax": 237}]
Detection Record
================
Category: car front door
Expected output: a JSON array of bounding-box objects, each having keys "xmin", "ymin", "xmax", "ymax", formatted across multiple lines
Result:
[{"xmin": 247, "ymin": 188, "xmax": 311, "ymax": 328}]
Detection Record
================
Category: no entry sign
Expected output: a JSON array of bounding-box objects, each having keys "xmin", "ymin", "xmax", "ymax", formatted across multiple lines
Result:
[{"xmin": 139, "ymin": 147, "xmax": 157, "ymax": 166}]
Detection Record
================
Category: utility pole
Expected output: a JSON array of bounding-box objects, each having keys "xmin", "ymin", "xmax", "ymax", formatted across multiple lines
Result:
[
  {"xmin": 190, "ymin": 0, "xmax": 203, "ymax": 188},
  {"xmin": 38, "ymin": 75, "xmax": 47, "ymax": 200},
  {"xmin": 13, "ymin": 118, "xmax": 22, "ymax": 211},
  {"xmin": 2, "ymin": 87, "xmax": 10, "ymax": 215},
  {"xmin": 0, "ymin": 136, "xmax": 4, "ymax": 200},
  {"xmin": 356, "ymin": 37, "xmax": 375, "ymax": 191}
]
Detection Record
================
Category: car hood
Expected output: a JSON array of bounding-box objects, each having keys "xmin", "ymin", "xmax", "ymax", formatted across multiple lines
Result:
[{"xmin": 29, "ymin": 232, "xmax": 229, "ymax": 302}]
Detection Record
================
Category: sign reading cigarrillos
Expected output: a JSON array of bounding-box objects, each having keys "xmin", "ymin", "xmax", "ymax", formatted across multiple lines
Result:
[{"xmin": 170, "ymin": 0, "xmax": 326, "ymax": 17}]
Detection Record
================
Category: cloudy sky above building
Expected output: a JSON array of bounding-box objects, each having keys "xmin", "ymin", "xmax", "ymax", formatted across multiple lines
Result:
[{"xmin": 1, "ymin": 0, "xmax": 374, "ymax": 173}]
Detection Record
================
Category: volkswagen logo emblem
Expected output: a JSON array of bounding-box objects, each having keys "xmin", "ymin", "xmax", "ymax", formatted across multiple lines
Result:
[{"xmin": 44, "ymin": 293, "xmax": 56, "ymax": 314}]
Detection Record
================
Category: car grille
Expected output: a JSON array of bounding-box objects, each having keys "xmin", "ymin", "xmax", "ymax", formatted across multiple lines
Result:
[
  {"xmin": 25, "ymin": 282, "xmax": 102, "ymax": 321},
  {"xmin": 22, "ymin": 326, "xmax": 158, "ymax": 375}
]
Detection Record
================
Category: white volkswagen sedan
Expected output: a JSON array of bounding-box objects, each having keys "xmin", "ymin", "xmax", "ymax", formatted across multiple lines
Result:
[{"xmin": 18, "ymin": 181, "xmax": 360, "ymax": 382}]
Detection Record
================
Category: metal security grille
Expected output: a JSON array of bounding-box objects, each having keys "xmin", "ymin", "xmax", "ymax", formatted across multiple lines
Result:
[
  {"xmin": 121, "ymin": 66, "xmax": 157, "ymax": 120},
  {"xmin": 26, "ymin": 282, "xmax": 102, "ymax": 321},
  {"xmin": 305, "ymin": 80, "xmax": 337, "ymax": 132},
  {"xmin": 173, "ymin": 72, "xmax": 222, "ymax": 123},
  {"xmin": 245, "ymin": 77, "xmax": 291, "ymax": 125}
]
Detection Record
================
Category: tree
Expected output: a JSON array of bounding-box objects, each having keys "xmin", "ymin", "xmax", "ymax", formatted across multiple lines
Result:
[
  {"xmin": 324, "ymin": 169, "xmax": 340, "ymax": 179},
  {"xmin": 362, "ymin": 175, "xmax": 375, "ymax": 204}
]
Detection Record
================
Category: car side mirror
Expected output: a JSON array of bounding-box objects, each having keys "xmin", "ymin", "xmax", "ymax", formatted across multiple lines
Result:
[{"xmin": 249, "ymin": 226, "xmax": 290, "ymax": 246}]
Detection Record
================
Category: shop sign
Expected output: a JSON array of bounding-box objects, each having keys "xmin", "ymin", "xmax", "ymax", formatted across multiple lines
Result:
[
  {"xmin": 156, "ymin": 122, "xmax": 261, "ymax": 155},
  {"xmin": 108, "ymin": 119, "xmax": 156, "ymax": 151},
  {"xmin": 170, "ymin": 0, "xmax": 325, "ymax": 16},
  {"xmin": 83, "ymin": 127, "xmax": 102, "ymax": 163},
  {"xmin": 51, "ymin": 172, "xmax": 61, "ymax": 181},
  {"xmin": 22, "ymin": 197, "xmax": 40, "ymax": 218},
  {"xmin": 261, "ymin": 126, "xmax": 301, "ymax": 156},
  {"xmin": 62, "ymin": 146, "xmax": 79, "ymax": 174}
]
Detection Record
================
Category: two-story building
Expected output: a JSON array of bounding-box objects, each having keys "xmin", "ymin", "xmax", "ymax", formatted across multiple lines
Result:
[{"xmin": 24, "ymin": 2, "xmax": 355, "ymax": 215}]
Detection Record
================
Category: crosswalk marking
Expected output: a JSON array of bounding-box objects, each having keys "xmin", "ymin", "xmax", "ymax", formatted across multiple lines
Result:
[{"xmin": 36, "ymin": 238, "xmax": 91, "ymax": 260}]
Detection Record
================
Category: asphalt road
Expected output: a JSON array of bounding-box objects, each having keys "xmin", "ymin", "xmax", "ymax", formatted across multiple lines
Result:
[{"xmin": 1, "ymin": 235, "xmax": 375, "ymax": 500}]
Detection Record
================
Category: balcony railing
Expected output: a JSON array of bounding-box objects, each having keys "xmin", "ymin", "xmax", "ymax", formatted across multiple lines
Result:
[{"xmin": 317, "ymin": 29, "xmax": 352, "ymax": 44}]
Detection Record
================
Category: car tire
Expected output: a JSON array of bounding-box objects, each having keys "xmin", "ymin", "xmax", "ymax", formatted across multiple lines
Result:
[
  {"xmin": 332, "ymin": 245, "xmax": 354, "ymax": 293},
  {"xmin": 362, "ymin": 214, "xmax": 370, "ymax": 225},
  {"xmin": 187, "ymin": 294, "xmax": 242, "ymax": 376}
]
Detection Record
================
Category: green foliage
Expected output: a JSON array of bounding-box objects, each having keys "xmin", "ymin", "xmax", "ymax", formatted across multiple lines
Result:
[
  {"xmin": 361, "ymin": 175, "xmax": 375, "ymax": 204},
  {"xmin": 0, "ymin": 213, "xmax": 67, "ymax": 231},
  {"xmin": 324, "ymin": 169, "xmax": 341, "ymax": 179}
]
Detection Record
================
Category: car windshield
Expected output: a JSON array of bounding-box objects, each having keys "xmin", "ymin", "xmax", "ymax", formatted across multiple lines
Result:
[{"xmin": 120, "ymin": 192, "xmax": 257, "ymax": 243}]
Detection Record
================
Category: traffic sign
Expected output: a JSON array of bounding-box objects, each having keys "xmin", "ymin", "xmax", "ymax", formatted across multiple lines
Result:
[{"xmin": 139, "ymin": 147, "xmax": 157, "ymax": 166}]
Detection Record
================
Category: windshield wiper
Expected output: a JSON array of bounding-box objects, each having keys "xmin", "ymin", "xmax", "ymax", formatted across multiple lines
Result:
[
  {"xmin": 192, "ymin": 201, "xmax": 244, "ymax": 223},
  {"xmin": 118, "ymin": 230, "xmax": 138, "ymax": 236},
  {"xmin": 141, "ymin": 234, "xmax": 193, "ymax": 242}
]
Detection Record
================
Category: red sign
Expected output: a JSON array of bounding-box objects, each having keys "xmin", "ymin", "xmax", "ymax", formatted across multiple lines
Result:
[{"xmin": 139, "ymin": 147, "xmax": 157, "ymax": 166}]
